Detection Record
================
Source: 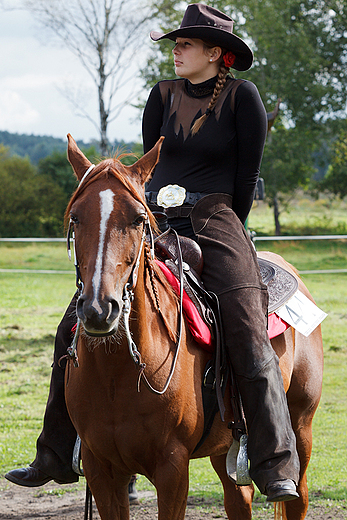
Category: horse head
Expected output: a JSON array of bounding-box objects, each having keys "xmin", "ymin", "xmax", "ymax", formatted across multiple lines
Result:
[{"xmin": 66, "ymin": 134, "xmax": 163, "ymax": 336}]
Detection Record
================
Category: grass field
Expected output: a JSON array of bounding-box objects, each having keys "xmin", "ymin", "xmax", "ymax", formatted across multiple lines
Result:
[
  {"xmin": 0, "ymin": 199, "xmax": 346, "ymax": 515},
  {"xmin": 248, "ymin": 194, "xmax": 347, "ymax": 237}
]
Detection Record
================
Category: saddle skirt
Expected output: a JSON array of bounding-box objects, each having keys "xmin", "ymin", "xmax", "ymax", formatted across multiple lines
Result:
[
  {"xmin": 153, "ymin": 231, "xmax": 298, "ymax": 349},
  {"xmin": 257, "ymin": 257, "xmax": 298, "ymax": 314}
]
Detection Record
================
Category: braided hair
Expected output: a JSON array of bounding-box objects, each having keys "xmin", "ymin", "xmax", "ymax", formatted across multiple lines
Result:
[{"xmin": 190, "ymin": 55, "xmax": 232, "ymax": 137}]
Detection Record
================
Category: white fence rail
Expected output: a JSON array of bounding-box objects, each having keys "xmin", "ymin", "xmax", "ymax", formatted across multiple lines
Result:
[
  {"xmin": 1, "ymin": 234, "xmax": 347, "ymax": 243},
  {"xmin": 1, "ymin": 236, "xmax": 347, "ymax": 275},
  {"xmin": 0, "ymin": 237, "xmax": 66, "ymax": 242},
  {"xmin": 253, "ymin": 234, "xmax": 347, "ymax": 274},
  {"xmin": 0, "ymin": 233, "xmax": 347, "ymax": 242},
  {"xmin": 252, "ymin": 234, "xmax": 347, "ymax": 242}
]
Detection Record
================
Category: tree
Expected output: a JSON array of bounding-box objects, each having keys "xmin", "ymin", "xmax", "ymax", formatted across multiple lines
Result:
[
  {"xmin": 143, "ymin": 0, "xmax": 347, "ymax": 122},
  {"xmin": 261, "ymin": 125, "xmax": 315, "ymax": 235},
  {"xmin": 229, "ymin": 0, "xmax": 347, "ymax": 232},
  {"xmin": 140, "ymin": 2, "xmax": 184, "ymax": 91},
  {"xmin": 319, "ymin": 127, "xmax": 347, "ymax": 198},
  {"xmin": 218, "ymin": 0, "xmax": 347, "ymax": 128},
  {"xmin": 0, "ymin": 146, "xmax": 67, "ymax": 237},
  {"xmin": 142, "ymin": 0, "xmax": 347, "ymax": 233},
  {"xmin": 2, "ymin": 0, "xmax": 154, "ymax": 155},
  {"xmin": 37, "ymin": 145, "xmax": 98, "ymax": 199}
]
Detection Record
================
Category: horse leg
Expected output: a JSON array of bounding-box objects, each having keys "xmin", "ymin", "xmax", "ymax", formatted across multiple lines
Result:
[
  {"xmin": 283, "ymin": 328, "xmax": 323, "ymax": 520},
  {"xmin": 154, "ymin": 452, "xmax": 190, "ymax": 520},
  {"xmin": 210, "ymin": 454, "xmax": 253, "ymax": 520},
  {"xmin": 282, "ymin": 399, "xmax": 315, "ymax": 520},
  {"xmin": 82, "ymin": 446, "xmax": 130, "ymax": 520}
]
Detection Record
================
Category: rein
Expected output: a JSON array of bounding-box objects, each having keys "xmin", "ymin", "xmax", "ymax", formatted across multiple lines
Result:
[
  {"xmin": 66, "ymin": 164, "xmax": 184, "ymax": 395},
  {"xmin": 123, "ymin": 227, "xmax": 184, "ymax": 395},
  {"xmin": 66, "ymin": 216, "xmax": 85, "ymax": 367}
]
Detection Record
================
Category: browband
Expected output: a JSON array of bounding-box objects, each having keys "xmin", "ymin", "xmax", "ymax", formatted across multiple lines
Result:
[{"xmin": 79, "ymin": 164, "xmax": 95, "ymax": 186}]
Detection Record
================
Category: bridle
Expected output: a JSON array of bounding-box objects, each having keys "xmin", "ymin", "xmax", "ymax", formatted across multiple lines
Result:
[
  {"xmin": 122, "ymin": 224, "xmax": 184, "ymax": 395},
  {"xmin": 66, "ymin": 163, "xmax": 184, "ymax": 396},
  {"xmin": 66, "ymin": 163, "xmax": 96, "ymax": 292}
]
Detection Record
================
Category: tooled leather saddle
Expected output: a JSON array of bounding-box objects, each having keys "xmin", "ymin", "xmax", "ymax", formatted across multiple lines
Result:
[{"xmin": 154, "ymin": 228, "xmax": 298, "ymax": 318}]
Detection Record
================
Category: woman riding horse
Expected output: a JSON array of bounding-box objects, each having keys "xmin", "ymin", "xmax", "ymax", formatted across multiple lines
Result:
[
  {"xmin": 6, "ymin": 3, "xmax": 299, "ymax": 503},
  {"xmin": 143, "ymin": 3, "xmax": 300, "ymax": 501}
]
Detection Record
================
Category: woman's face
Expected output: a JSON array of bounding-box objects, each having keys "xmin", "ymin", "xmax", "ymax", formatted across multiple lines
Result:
[{"xmin": 173, "ymin": 37, "xmax": 221, "ymax": 84}]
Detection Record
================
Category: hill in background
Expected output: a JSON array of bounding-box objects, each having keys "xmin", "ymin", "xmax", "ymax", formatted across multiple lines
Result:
[{"xmin": 0, "ymin": 131, "xmax": 135, "ymax": 163}]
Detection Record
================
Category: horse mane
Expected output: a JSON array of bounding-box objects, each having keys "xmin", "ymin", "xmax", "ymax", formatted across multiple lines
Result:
[{"xmin": 65, "ymin": 156, "xmax": 158, "ymax": 231}]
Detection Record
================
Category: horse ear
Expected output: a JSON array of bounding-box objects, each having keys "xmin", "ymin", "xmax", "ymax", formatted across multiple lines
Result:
[
  {"xmin": 128, "ymin": 137, "xmax": 164, "ymax": 184},
  {"xmin": 67, "ymin": 133, "xmax": 92, "ymax": 181}
]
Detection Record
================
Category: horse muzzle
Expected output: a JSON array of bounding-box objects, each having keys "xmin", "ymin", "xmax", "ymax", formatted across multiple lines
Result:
[{"xmin": 76, "ymin": 293, "xmax": 121, "ymax": 336}]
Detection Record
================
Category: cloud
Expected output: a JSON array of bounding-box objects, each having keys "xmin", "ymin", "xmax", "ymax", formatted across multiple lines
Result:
[
  {"xmin": 1, "ymin": 73, "xmax": 62, "ymax": 91},
  {"xmin": 0, "ymin": 7, "xmax": 142, "ymax": 142},
  {"xmin": 0, "ymin": 90, "xmax": 40, "ymax": 133}
]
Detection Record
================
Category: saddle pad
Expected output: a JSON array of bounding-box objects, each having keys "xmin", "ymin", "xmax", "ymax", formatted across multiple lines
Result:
[
  {"xmin": 155, "ymin": 260, "xmax": 289, "ymax": 350},
  {"xmin": 258, "ymin": 257, "xmax": 299, "ymax": 314},
  {"xmin": 268, "ymin": 312, "xmax": 290, "ymax": 339},
  {"xmin": 155, "ymin": 260, "xmax": 214, "ymax": 352}
]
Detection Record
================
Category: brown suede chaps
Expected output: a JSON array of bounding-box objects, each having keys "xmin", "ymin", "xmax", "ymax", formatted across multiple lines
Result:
[
  {"xmin": 190, "ymin": 194, "xmax": 300, "ymax": 493},
  {"xmin": 31, "ymin": 296, "xmax": 79, "ymax": 483}
]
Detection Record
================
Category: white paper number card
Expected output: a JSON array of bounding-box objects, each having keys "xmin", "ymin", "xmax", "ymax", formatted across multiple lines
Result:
[{"xmin": 276, "ymin": 290, "xmax": 327, "ymax": 337}]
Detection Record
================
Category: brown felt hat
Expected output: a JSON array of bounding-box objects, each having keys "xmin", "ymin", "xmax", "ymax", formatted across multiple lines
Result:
[{"xmin": 150, "ymin": 3, "xmax": 253, "ymax": 71}]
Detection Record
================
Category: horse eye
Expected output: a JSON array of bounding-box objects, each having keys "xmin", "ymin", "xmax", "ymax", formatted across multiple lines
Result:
[
  {"xmin": 133, "ymin": 214, "xmax": 146, "ymax": 227},
  {"xmin": 70, "ymin": 214, "xmax": 79, "ymax": 224}
]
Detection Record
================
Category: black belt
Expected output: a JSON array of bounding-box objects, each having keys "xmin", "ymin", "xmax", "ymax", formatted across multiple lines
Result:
[{"xmin": 145, "ymin": 191, "xmax": 207, "ymax": 218}]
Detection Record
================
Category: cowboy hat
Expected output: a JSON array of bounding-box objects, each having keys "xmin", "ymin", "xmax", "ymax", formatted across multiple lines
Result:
[{"xmin": 150, "ymin": 3, "xmax": 253, "ymax": 71}]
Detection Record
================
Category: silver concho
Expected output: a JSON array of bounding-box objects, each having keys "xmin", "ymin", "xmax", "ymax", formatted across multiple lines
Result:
[{"xmin": 157, "ymin": 185, "xmax": 186, "ymax": 208}]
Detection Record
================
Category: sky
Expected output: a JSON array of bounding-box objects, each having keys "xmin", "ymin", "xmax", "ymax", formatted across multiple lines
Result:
[{"xmin": 0, "ymin": 7, "xmax": 145, "ymax": 144}]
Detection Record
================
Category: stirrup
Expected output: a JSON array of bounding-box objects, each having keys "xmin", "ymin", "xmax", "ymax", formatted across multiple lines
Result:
[
  {"xmin": 226, "ymin": 434, "xmax": 252, "ymax": 485},
  {"xmin": 72, "ymin": 434, "xmax": 84, "ymax": 476}
]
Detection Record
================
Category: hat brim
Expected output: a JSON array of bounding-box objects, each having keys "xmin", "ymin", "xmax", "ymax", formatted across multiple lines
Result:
[{"xmin": 150, "ymin": 26, "xmax": 253, "ymax": 71}]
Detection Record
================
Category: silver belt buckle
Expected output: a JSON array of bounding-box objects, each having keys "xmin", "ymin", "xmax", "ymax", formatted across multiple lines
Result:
[{"xmin": 157, "ymin": 184, "xmax": 186, "ymax": 208}]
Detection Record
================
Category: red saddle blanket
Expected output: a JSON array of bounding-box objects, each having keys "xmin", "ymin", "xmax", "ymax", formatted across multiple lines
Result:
[{"xmin": 156, "ymin": 260, "xmax": 289, "ymax": 353}]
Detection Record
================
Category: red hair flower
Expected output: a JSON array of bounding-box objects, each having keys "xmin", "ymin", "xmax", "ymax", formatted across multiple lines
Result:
[{"xmin": 223, "ymin": 51, "xmax": 236, "ymax": 68}]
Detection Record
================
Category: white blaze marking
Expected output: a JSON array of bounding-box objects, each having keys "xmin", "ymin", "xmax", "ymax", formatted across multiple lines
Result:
[{"xmin": 92, "ymin": 189, "xmax": 115, "ymax": 313}]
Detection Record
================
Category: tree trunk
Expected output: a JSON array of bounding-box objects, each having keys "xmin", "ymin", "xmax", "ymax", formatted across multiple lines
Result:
[
  {"xmin": 98, "ymin": 68, "xmax": 109, "ymax": 156},
  {"xmin": 99, "ymin": 104, "xmax": 108, "ymax": 157},
  {"xmin": 273, "ymin": 196, "xmax": 281, "ymax": 235}
]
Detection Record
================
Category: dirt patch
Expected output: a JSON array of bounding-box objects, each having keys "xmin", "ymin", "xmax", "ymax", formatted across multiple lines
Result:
[{"xmin": 0, "ymin": 478, "xmax": 346, "ymax": 519}]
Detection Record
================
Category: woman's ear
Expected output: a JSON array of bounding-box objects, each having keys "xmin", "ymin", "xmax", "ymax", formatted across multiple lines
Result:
[{"xmin": 209, "ymin": 46, "xmax": 222, "ymax": 62}]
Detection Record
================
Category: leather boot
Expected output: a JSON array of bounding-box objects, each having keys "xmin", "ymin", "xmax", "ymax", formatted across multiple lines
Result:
[
  {"xmin": 6, "ymin": 296, "xmax": 79, "ymax": 486},
  {"xmin": 218, "ymin": 286, "xmax": 300, "ymax": 494},
  {"xmin": 28, "ymin": 295, "xmax": 80, "ymax": 483}
]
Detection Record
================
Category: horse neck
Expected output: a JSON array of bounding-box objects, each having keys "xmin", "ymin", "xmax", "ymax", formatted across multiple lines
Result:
[
  {"xmin": 132, "ymin": 257, "xmax": 151, "ymax": 336},
  {"xmin": 132, "ymin": 255, "xmax": 177, "ymax": 350}
]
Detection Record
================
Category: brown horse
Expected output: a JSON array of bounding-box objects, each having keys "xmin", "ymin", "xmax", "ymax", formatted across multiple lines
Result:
[{"xmin": 64, "ymin": 134, "xmax": 323, "ymax": 520}]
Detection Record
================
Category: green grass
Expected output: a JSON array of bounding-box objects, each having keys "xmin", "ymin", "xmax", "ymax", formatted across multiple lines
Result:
[
  {"xmin": 0, "ymin": 198, "xmax": 346, "ymax": 513},
  {"xmin": 256, "ymin": 239, "xmax": 347, "ymax": 272},
  {"xmin": 0, "ymin": 272, "xmax": 74, "ymax": 477},
  {"xmin": 299, "ymin": 275, "xmax": 347, "ymax": 501},
  {"xmin": 248, "ymin": 194, "xmax": 347, "ymax": 236},
  {"xmin": 0, "ymin": 241, "xmax": 72, "ymax": 271}
]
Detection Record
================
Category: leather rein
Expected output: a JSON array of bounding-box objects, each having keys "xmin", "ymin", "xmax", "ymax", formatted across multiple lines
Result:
[{"xmin": 66, "ymin": 164, "xmax": 184, "ymax": 396}]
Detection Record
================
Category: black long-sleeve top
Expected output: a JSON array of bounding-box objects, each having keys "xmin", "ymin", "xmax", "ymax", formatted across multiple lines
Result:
[{"xmin": 142, "ymin": 76, "xmax": 267, "ymax": 225}]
